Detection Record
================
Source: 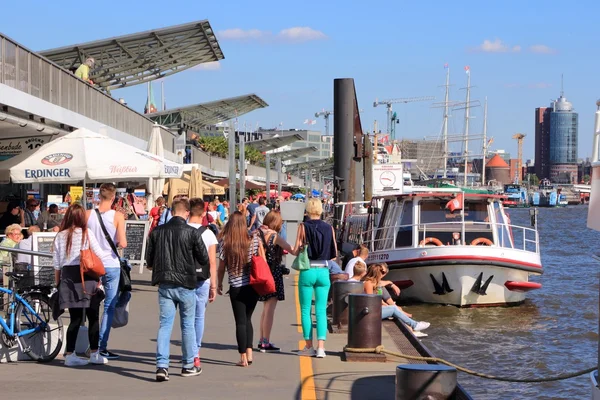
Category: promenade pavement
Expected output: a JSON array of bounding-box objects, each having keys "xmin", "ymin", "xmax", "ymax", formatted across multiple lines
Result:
[{"xmin": 0, "ymin": 270, "xmax": 407, "ymax": 400}]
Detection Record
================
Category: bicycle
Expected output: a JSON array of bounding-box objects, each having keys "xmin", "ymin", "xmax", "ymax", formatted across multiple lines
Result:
[{"xmin": 0, "ymin": 268, "xmax": 64, "ymax": 362}]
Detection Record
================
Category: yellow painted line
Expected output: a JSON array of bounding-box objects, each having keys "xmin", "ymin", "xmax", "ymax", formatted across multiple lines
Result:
[{"xmin": 295, "ymin": 274, "xmax": 317, "ymax": 400}]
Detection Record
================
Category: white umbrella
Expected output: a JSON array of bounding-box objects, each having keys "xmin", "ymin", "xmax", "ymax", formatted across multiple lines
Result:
[
  {"xmin": 146, "ymin": 124, "xmax": 165, "ymax": 210},
  {"xmin": 0, "ymin": 127, "xmax": 183, "ymax": 184}
]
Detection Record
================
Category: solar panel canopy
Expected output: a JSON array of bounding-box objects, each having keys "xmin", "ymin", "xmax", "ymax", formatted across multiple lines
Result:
[
  {"xmin": 272, "ymin": 146, "xmax": 319, "ymax": 162},
  {"xmin": 40, "ymin": 20, "xmax": 224, "ymax": 91},
  {"xmin": 245, "ymin": 132, "xmax": 304, "ymax": 153},
  {"xmin": 148, "ymin": 94, "xmax": 268, "ymax": 130}
]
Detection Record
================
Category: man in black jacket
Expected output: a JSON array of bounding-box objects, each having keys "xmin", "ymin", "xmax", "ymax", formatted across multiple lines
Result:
[{"xmin": 146, "ymin": 199, "xmax": 208, "ymax": 381}]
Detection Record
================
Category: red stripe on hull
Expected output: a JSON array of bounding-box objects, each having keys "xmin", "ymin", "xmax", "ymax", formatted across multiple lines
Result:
[
  {"xmin": 504, "ymin": 281, "xmax": 542, "ymax": 292},
  {"xmin": 387, "ymin": 254, "xmax": 542, "ymax": 270}
]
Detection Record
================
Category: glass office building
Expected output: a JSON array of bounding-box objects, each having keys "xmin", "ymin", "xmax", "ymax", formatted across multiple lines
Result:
[{"xmin": 548, "ymin": 95, "xmax": 578, "ymax": 182}]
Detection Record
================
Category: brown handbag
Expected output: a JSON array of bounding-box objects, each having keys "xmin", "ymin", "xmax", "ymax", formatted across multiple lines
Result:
[{"xmin": 79, "ymin": 231, "xmax": 106, "ymax": 292}]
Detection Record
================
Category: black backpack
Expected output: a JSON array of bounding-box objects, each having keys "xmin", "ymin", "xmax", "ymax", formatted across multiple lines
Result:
[{"xmin": 195, "ymin": 226, "xmax": 211, "ymax": 281}]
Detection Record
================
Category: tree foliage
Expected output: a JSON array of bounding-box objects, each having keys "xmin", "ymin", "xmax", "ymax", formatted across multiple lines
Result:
[{"xmin": 196, "ymin": 137, "xmax": 265, "ymax": 165}]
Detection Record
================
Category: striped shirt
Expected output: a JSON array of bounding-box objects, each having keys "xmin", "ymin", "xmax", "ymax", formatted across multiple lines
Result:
[
  {"xmin": 52, "ymin": 228, "xmax": 110, "ymax": 270},
  {"xmin": 219, "ymin": 234, "xmax": 259, "ymax": 288}
]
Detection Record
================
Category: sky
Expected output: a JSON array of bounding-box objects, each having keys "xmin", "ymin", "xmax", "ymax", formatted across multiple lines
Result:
[{"xmin": 3, "ymin": 0, "xmax": 600, "ymax": 161}]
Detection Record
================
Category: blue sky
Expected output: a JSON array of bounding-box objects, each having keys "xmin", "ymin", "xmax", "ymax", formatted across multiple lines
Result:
[{"xmin": 3, "ymin": 0, "xmax": 599, "ymax": 161}]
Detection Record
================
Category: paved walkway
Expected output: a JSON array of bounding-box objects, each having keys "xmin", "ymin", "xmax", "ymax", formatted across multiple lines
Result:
[{"xmin": 0, "ymin": 270, "xmax": 407, "ymax": 400}]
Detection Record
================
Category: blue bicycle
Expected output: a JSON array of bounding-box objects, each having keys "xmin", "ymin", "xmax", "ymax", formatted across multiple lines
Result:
[{"xmin": 0, "ymin": 269, "xmax": 64, "ymax": 362}]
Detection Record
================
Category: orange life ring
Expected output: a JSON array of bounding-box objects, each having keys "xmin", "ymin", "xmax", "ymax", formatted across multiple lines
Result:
[
  {"xmin": 471, "ymin": 237, "xmax": 493, "ymax": 246},
  {"xmin": 419, "ymin": 237, "xmax": 444, "ymax": 247}
]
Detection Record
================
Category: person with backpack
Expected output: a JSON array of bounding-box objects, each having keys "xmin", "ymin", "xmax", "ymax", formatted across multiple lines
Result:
[
  {"xmin": 86, "ymin": 183, "xmax": 127, "ymax": 360},
  {"xmin": 187, "ymin": 198, "xmax": 218, "ymax": 369}
]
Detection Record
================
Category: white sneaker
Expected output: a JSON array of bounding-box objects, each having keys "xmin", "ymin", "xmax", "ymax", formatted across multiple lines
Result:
[
  {"xmin": 297, "ymin": 347, "xmax": 316, "ymax": 357},
  {"xmin": 316, "ymin": 348, "xmax": 326, "ymax": 358},
  {"xmin": 414, "ymin": 321, "xmax": 431, "ymax": 332},
  {"xmin": 89, "ymin": 351, "xmax": 108, "ymax": 365},
  {"xmin": 414, "ymin": 331, "xmax": 428, "ymax": 338},
  {"xmin": 64, "ymin": 353, "xmax": 89, "ymax": 367}
]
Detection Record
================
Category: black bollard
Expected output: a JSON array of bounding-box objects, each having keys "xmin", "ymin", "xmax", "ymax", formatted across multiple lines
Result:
[
  {"xmin": 331, "ymin": 281, "xmax": 364, "ymax": 332},
  {"xmin": 395, "ymin": 364, "xmax": 457, "ymax": 400}
]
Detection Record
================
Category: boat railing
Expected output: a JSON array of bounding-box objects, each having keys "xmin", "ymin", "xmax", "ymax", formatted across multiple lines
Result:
[{"xmin": 353, "ymin": 221, "xmax": 539, "ymax": 254}]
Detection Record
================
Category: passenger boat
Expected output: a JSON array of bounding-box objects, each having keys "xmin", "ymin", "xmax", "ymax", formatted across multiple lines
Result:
[
  {"xmin": 338, "ymin": 189, "xmax": 543, "ymax": 306},
  {"xmin": 502, "ymin": 184, "xmax": 529, "ymax": 208}
]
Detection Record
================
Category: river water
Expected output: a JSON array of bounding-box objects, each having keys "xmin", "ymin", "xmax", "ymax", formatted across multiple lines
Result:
[{"xmin": 406, "ymin": 206, "xmax": 598, "ymax": 400}]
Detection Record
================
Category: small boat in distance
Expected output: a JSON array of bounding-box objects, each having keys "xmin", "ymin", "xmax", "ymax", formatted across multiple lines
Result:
[
  {"xmin": 338, "ymin": 189, "xmax": 543, "ymax": 307},
  {"xmin": 502, "ymin": 184, "xmax": 529, "ymax": 208}
]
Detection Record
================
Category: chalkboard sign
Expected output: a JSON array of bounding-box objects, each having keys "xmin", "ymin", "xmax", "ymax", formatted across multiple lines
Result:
[
  {"xmin": 32, "ymin": 233, "xmax": 56, "ymax": 268},
  {"xmin": 123, "ymin": 221, "xmax": 149, "ymax": 267}
]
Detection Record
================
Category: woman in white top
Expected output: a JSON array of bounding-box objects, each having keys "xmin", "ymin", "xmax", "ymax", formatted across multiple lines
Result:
[{"xmin": 53, "ymin": 204, "xmax": 110, "ymax": 367}]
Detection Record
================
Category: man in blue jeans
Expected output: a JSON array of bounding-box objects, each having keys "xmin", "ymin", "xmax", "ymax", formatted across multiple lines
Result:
[{"xmin": 146, "ymin": 199, "xmax": 209, "ymax": 381}]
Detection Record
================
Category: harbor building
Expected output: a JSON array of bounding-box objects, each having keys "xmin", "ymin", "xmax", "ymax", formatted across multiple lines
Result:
[{"xmin": 534, "ymin": 92, "xmax": 579, "ymax": 183}]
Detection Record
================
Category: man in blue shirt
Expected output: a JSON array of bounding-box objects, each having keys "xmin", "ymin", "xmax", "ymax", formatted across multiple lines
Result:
[
  {"xmin": 246, "ymin": 197, "xmax": 259, "ymax": 231},
  {"xmin": 214, "ymin": 197, "xmax": 226, "ymax": 223}
]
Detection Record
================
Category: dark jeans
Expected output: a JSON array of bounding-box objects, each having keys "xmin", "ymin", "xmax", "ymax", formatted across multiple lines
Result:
[
  {"xmin": 66, "ymin": 307, "xmax": 100, "ymax": 353},
  {"xmin": 229, "ymin": 285, "xmax": 259, "ymax": 354}
]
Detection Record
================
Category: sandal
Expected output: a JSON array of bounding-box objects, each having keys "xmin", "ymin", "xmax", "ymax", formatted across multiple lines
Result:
[{"xmin": 236, "ymin": 360, "xmax": 249, "ymax": 367}]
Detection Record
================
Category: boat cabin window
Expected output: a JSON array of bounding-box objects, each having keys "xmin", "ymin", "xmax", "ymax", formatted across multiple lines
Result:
[
  {"xmin": 418, "ymin": 199, "xmax": 494, "ymax": 245},
  {"xmin": 395, "ymin": 201, "xmax": 413, "ymax": 248}
]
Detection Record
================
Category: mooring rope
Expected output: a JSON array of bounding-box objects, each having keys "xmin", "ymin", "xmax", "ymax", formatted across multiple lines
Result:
[{"xmin": 344, "ymin": 346, "xmax": 596, "ymax": 383}]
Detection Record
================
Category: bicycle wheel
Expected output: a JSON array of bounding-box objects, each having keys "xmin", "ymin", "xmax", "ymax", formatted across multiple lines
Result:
[{"xmin": 15, "ymin": 292, "xmax": 63, "ymax": 362}]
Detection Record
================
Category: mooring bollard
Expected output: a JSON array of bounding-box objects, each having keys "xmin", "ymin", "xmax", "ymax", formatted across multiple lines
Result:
[
  {"xmin": 395, "ymin": 364, "xmax": 457, "ymax": 400},
  {"xmin": 347, "ymin": 294, "xmax": 382, "ymax": 349},
  {"xmin": 331, "ymin": 280, "xmax": 364, "ymax": 331}
]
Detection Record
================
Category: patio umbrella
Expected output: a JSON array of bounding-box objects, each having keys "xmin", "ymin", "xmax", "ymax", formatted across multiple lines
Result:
[
  {"xmin": 188, "ymin": 167, "xmax": 203, "ymax": 199},
  {"xmin": 147, "ymin": 124, "xmax": 166, "ymax": 210},
  {"xmin": 0, "ymin": 128, "xmax": 183, "ymax": 184},
  {"xmin": 214, "ymin": 178, "xmax": 264, "ymax": 191},
  {"xmin": 202, "ymin": 180, "xmax": 225, "ymax": 196}
]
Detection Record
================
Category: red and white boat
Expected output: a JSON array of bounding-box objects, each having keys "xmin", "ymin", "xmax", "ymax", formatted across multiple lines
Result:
[{"xmin": 339, "ymin": 189, "xmax": 543, "ymax": 306}]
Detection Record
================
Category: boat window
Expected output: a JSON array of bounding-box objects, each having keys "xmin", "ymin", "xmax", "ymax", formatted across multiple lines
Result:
[
  {"xmin": 375, "ymin": 199, "xmax": 396, "ymax": 250},
  {"xmin": 463, "ymin": 202, "xmax": 488, "ymax": 222},
  {"xmin": 420, "ymin": 201, "xmax": 454, "ymax": 224},
  {"xmin": 396, "ymin": 201, "xmax": 413, "ymax": 247}
]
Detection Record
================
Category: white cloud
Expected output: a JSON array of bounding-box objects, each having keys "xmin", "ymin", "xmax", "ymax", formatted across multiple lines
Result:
[
  {"xmin": 192, "ymin": 61, "xmax": 221, "ymax": 71},
  {"xmin": 218, "ymin": 27, "xmax": 327, "ymax": 43},
  {"xmin": 529, "ymin": 44, "xmax": 557, "ymax": 54},
  {"xmin": 277, "ymin": 27, "xmax": 327, "ymax": 42},
  {"xmin": 470, "ymin": 39, "xmax": 521, "ymax": 53}
]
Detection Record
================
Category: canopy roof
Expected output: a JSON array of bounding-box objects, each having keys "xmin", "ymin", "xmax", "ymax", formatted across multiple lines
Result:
[
  {"xmin": 40, "ymin": 20, "xmax": 224, "ymax": 91},
  {"xmin": 245, "ymin": 132, "xmax": 303, "ymax": 153},
  {"xmin": 274, "ymin": 147, "xmax": 318, "ymax": 162},
  {"xmin": 149, "ymin": 94, "xmax": 268, "ymax": 130},
  {"xmin": 286, "ymin": 159, "xmax": 331, "ymax": 172}
]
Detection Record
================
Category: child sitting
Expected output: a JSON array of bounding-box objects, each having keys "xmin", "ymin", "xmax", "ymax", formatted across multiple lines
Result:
[{"xmin": 348, "ymin": 261, "xmax": 366, "ymax": 282}]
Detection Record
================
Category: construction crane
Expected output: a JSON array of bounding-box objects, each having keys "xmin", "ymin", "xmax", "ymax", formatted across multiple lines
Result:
[
  {"xmin": 373, "ymin": 96, "xmax": 435, "ymax": 141},
  {"xmin": 512, "ymin": 133, "xmax": 526, "ymax": 184},
  {"xmin": 315, "ymin": 109, "xmax": 333, "ymax": 136}
]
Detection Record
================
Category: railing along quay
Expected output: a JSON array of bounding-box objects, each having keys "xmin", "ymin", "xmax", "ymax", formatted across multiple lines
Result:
[{"xmin": 0, "ymin": 32, "xmax": 174, "ymax": 151}]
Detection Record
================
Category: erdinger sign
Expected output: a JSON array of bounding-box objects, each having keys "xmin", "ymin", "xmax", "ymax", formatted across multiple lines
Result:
[
  {"xmin": 25, "ymin": 153, "xmax": 73, "ymax": 179},
  {"xmin": 164, "ymin": 165, "xmax": 180, "ymax": 175}
]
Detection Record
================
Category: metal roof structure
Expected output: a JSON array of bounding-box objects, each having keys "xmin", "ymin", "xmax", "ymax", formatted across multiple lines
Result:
[
  {"xmin": 40, "ymin": 20, "xmax": 224, "ymax": 91},
  {"xmin": 285, "ymin": 159, "xmax": 330, "ymax": 171},
  {"xmin": 272, "ymin": 146, "xmax": 318, "ymax": 162},
  {"xmin": 245, "ymin": 132, "xmax": 304, "ymax": 153},
  {"xmin": 148, "ymin": 94, "xmax": 268, "ymax": 130}
]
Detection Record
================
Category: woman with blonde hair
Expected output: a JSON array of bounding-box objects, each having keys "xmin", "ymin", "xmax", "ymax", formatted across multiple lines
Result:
[
  {"xmin": 294, "ymin": 198, "xmax": 336, "ymax": 358},
  {"xmin": 257, "ymin": 210, "xmax": 299, "ymax": 352},
  {"xmin": 216, "ymin": 211, "xmax": 263, "ymax": 366},
  {"xmin": 0, "ymin": 224, "xmax": 23, "ymax": 263},
  {"xmin": 362, "ymin": 264, "xmax": 430, "ymax": 333},
  {"xmin": 53, "ymin": 204, "xmax": 111, "ymax": 367}
]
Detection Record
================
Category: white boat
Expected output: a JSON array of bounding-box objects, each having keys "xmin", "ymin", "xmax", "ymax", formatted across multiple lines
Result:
[{"xmin": 338, "ymin": 189, "xmax": 543, "ymax": 306}]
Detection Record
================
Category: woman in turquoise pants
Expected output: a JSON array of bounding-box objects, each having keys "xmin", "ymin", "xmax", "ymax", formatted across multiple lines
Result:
[{"xmin": 295, "ymin": 198, "xmax": 337, "ymax": 359}]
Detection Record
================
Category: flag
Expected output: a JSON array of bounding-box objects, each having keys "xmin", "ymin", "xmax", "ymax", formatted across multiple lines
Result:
[
  {"xmin": 445, "ymin": 193, "xmax": 463, "ymax": 212},
  {"xmin": 444, "ymin": 63, "xmax": 449, "ymax": 69},
  {"xmin": 304, "ymin": 119, "xmax": 316, "ymax": 125},
  {"xmin": 464, "ymin": 65, "xmax": 470, "ymax": 75}
]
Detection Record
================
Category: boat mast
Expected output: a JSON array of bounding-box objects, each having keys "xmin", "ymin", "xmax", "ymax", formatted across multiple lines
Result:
[
  {"xmin": 443, "ymin": 67, "xmax": 450, "ymax": 178},
  {"xmin": 463, "ymin": 67, "xmax": 471, "ymax": 186},
  {"xmin": 482, "ymin": 97, "xmax": 488, "ymax": 186}
]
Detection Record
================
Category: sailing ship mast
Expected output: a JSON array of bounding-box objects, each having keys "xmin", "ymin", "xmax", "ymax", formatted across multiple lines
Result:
[
  {"xmin": 442, "ymin": 67, "xmax": 450, "ymax": 178},
  {"xmin": 463, "ymin": 66, "xmax": 472, "ymax": 186},
  {"xmin": 482, "ymin": 97, "xmax": 488, "ymax": 185}
]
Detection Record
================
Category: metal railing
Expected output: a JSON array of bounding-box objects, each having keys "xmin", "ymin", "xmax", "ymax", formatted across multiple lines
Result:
[
  {"xmin": 0, "ymin": 32, "xmax": 174, "ymax": 151},
  {"xmin": 344, "ymin": 221, "xmax": 539, "ymax": 254}
]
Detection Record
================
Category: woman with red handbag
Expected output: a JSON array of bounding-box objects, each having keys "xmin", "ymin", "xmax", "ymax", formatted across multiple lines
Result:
[
  {"xmin": 53, "ymin": 204, "xmax": 110, "ymax": 367},
  {"xmin": 216, "ymin": 211, "xmax": 263, "ymax": 367}
]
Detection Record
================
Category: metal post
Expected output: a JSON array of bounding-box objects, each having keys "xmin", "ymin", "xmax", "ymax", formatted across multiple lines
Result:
[
  {"xmin": 443, "ymin": 67, "xmax": 450, "ymax": 178},
  {"xmin": 463, "ymin": 68, "xmax": 471, "ymax": 186},
  {"xmin": 265, "ymin": 153, "xmax": 271, "ymax": 200},
  {"xmin": 239, "ymin": 129, "xmax": 246, "ymax": 202},
  {"xmin": 333, "ymin": 78, "xmax": 357, "ymax": 205},
  {"xmin": 277, "ymin": 157, "xmax": 282, "ymax": 197},
  {"xmin": 228, "ymin": 121, "xmax": 237, "ymax": 216},
  {"xmin": 482, "ymin": 97, "xmax": 488, "ymax": 185}
]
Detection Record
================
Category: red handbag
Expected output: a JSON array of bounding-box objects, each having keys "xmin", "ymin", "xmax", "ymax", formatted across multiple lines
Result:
[
  {"xmin": 250, "ymin": 233, "xmax": 276, "ymax": 296},
  {"xmin": 79, "ymin": 231, "xmax": 106, "ymax": 293}
]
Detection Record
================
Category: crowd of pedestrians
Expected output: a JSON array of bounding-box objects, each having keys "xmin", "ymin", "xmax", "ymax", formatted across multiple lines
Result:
[{"xmin": 45, "ymin": 189, "xmax": 430, "ymax": 381}]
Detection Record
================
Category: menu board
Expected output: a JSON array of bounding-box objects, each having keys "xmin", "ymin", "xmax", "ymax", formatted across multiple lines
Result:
[
  {"xmin": 32, "ymin": 232, "xmax": 56, "ymax": 270},
  {"xmin": 123, "ymin": 221, "xmax": 149, "ymax": 265}
]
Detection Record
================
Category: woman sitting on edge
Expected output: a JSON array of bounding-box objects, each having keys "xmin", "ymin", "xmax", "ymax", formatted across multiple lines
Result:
[
  {"xmin": 295, "ymin": 198, "xmax": 336, "ymax": 358},
  {"xmin": 257, "ymin": 210, "xmax": 299, "ymax": 352},
  {"xmin": 362, "ymin": 263, "xmax": 430, "ymax": 335}
]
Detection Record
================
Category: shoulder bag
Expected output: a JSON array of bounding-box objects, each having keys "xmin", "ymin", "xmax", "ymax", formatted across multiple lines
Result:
[
  {"xmin": 95, "ymin": 209, "xmax": 132, "ymax": 292},
  {"xmin": 79, "ymin": 231, "xmax": 106, "ymax": 291},
  {"xmin": 250, "ymin": 233, "xmax": 276, "ymax": 296},
  {"xmin": 291, "ymin": 223, "xmax": 310, "ymax": 271}
]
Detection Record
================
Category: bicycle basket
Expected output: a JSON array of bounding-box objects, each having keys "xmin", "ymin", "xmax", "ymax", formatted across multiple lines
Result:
[{"xmin": 13, "ymin": 264, "xmax": 55, "ymax": 290}]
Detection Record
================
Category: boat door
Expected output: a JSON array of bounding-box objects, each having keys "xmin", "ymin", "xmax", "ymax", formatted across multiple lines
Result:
[{"xmin": 374, "ymin": 198, "xmax": 400, "ymax": 251}]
